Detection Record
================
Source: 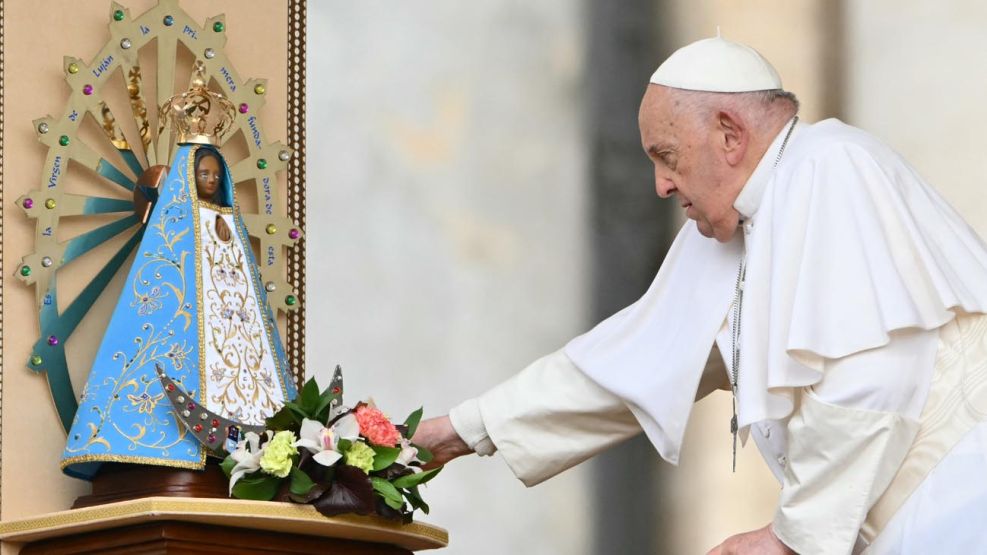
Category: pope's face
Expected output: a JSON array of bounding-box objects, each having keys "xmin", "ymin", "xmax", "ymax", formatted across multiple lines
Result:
[
  {"xmin": 638, "ymin": 85, "xmax": 742, "ymax": 242},
  {"xmin": 195, "ymin": 155, "xmax": 221, "ymax": 201}
]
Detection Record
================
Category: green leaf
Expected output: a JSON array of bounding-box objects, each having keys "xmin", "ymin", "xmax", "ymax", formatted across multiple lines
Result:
[
  {"xmin": 337, "ymin": 438, "xmax": 352, "ymax": 453},
  {"xmin": 415, "ymin": 445, "xmax": 434, "ymax": 464},
  {"xmin": 266, "ymin": 404, "xmax": 302, "ymax": 430},
  {"xmin": 371, "ymin": 446, "xmax": 402, "ymax": 471},
  {"xmin": 219, "ymin": 455, "xmax": 236, "ymax": 478},
  {"xmin": 383, "ymin": 496, "xmax": 404, "ymax": 510},
  {"xmin": 289, "ymin": 466, "xmax": 316, "ymax": 496},
  {"xmin": 392, "ymin": 467, "xmax": 441, "ymax": 489},
  {"xmin": 284, "ymin": 401, "xmax": 310, "ymax": 421},
  {"xmin": 231, "ymin": 474, "xmax": 281, "ymax": 501},
  {"xmin": 403, "ymin": 407, "xmax": 424, "ymax": 439},
  {"xmin": 371, "ymin": 477, "xmax": 403, "ymax": 503},
  {"xmin": 299, "ymin": 379, "xmax": 321, "ymax": 414},
  {"xmin": 404, "ymin": 486, "xmax": 430, "ymax": 514}
]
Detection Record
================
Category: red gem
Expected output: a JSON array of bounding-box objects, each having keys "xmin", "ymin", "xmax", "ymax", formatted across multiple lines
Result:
[
  {"xmin": 212, "ymin": 419, "xmax": 220, "ymax": 428},
  {"xmin": 166, "ymin": 384, "xmax": 175, "ymax": 392},
  {"xmin": 207, "ymin": 433, "xmax": 217, "ymax": 443},
  {"xmin": 193, "ymin": 424, "xmax": 203, "ymax": 433},
  {"xmin": 332, "ymin": 387, "xmax": 341, "ymax": 394},
  {"xmin": 187, "ymin": 402, "xmax": 196, "ymax": 410}
]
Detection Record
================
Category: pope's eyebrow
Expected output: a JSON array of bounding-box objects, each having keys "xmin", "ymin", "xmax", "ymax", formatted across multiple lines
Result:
[{"xmin": 646, "ymin": 142, "xmax": 676, "ymax": 156}]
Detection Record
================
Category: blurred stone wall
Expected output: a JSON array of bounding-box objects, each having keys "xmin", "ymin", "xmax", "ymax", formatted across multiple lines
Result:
[{"xmin": 306, "ymin": 2, "xmax": 592, "ymax": 553}]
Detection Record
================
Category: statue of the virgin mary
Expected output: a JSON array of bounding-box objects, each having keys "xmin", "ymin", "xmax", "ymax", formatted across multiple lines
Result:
[{"xmin": 62, "ymin": 65, "xmax": 297, "ymax": 480}]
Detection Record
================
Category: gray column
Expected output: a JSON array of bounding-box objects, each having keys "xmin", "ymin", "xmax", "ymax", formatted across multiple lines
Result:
[{"xmin": 586, "ymin": 0, "xmax": 677, "ymax": 553}]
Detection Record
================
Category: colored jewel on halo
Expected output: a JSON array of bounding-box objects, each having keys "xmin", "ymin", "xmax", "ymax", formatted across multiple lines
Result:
[
  {"xmin": 265, "ymin": 224, "xmax": 277, "ymax": 235},
  {"xmin": 204, "ymin": 48, "xmax": 216, "ymax": 60},
  {"xmin": 285, "ymin": 295, "xmax": 297, "ymax": 306},
  {"xmin": 213, "ymin": 21, "xmax": 225, "ymax": 32},
  {"xmin": 20, "ymin": 266, "xmax": 32, "ymax": 277},
  {"xmin": 289, "ymin": 229, "xmax": 300, "ymax": 240},
  {"xmin": 239, "ymin": 103, "xmax": 249, "ymax": 114},
  {"xmin": 166, "ymin": 384, "xmax": 176, "ymax": 392},
  {"xmin": 45, "ymin": 199, "xmax": 57, "ymax": 209},
  {"xmin": 30, "ymin": 355, "xmax": 43, "ymax": 366},
  {"xmin": 67, "ymin": 62, "xmax": 80, "ymax": 74},
  {"xmin": 256, "ymin": 159, "xmax": 268, "ymax": 170},
  {"xmin": 176, "ymin": 395, "xmax": 185, "ymax": 403},
  {"xmin": 200, "ymin": 412, "xmax": 208, "ymax": 420},
  {"xmin": 279, "ymin": 150, "xmax": 291, "ymax": 161},
  {"xmin": 113, "ymin": 9, "xmax": 125, "ymax": 21},
  {"xmin": 187, "ymin": 402, "xmax": 196, "ymax": 410},
  {"xmin": 83, "ymin": 84, "xmax": 94, "ymax": 95},
  {"xmin": 37, "ymin": 123, "xmax": 49, "ymax": 134},
  {"xmin": 211, "ymin": 419, "xmax": 220, "ymax": 428},
  {"xmin": 41, "ymin": 257, "xmax": 53, "ymax": 267},
  {"xmin": 48, "ymin": 335, "xmax": 59, "ymax": 346},
  {"xmin": 207, "ymin": 433, "xmax": 217, "ymax": 443},
  {"xmin": 193, "ymin": 424, "xmax": 203, "ymax": 432},
  {"xmin": 265, "ymin": 281, "xmax": 276, "ymax": 292},
  {"xmin": 120, "ymin": 38, "xmax": 132, "ymax": 50},
  {"xmin": 23, "ymin": 198, "xmax": 34, "ymax": 209},
  {"xmin": 182, "ymin": 410, "xmax": 190, "ymax": 417},
  {"xmin": 163, "ymin": 15, "xmax": 174, "ymax": 26},
  {"xmin": 59, "ymin": 135, "xmax": 70, "ymax": 146},
  {"xmin": 254, "ymin": 84, "xmax": 266, "ymax": 95}
]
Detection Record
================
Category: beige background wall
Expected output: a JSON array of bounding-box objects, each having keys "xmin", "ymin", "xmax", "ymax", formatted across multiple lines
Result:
[{"xmin": 1, "ymin": 1, "xmax": 289, "ymax": 549}]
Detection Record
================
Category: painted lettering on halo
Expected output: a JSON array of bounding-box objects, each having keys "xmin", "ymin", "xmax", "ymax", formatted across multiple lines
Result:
[
  {"xmin": 219, "ymin": 67, "xmax": 237, "ymax": 93},
  {"xmin": 48, "ymin": 156, "xmax": 63, "ymax": 188},
  {"xmin": 91, "ymin": 54, "xmax": 115, "ymax": 79},
  {"xmin": 262, "ymin": 177, "xmax": 273, "ymax": 215},
  {"xmin": 68, "ymin": 110, "xmax": 79, "ymax": 122},
  {"xmin": 247, "ymin": 116, "xmax": 262, "ymax": 148},
  {"xmin": 182, "ymin": 25, "xmax": 198, "ymax": 40},
  {"xmin": 140, "ymin": 25, "xmax": 151, "ymax": 36},
  {"xmin": 266, "ymin": 246, "xmax": 275, "ymax": 266}
]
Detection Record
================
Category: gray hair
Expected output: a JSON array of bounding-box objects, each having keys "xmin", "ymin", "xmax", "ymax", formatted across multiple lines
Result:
[{"xmin": 671, "ymin": 88, "xmax": 799, "ymax": 132}]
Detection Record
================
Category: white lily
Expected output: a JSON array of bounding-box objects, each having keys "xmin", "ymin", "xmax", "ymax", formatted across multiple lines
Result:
[
  {"xmin": 229, "ymin": 431, "xmax": 269, "ymax": 494},
  {"xmin": 396, "ymin": 437, "xmax": 423, "ymax": 472},
  {"xmin": 294, "ymin": 414, "xmax": 360, "ymax": 467}
]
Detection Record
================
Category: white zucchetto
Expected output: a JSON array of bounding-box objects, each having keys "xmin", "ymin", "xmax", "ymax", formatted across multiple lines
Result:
[{"xmin": 650, "ymin": 36, "xmax": 782, "ymax": 92}]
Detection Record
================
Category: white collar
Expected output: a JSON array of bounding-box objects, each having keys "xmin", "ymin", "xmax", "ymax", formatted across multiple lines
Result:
[{"xmin": 733, "ymin": 116, "xmax": 801, "ymax": 220}]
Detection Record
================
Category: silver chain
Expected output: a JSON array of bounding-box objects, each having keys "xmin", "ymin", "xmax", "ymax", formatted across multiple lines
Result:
[{"xmin": 730, "ymin": 115, "xmax": 798, "ymax": 472}]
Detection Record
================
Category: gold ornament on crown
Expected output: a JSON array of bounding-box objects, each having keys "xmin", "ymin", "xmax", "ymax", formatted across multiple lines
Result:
[{"xmin": 159, "ymin": 61, "xmax": 236, "ymax": 146}]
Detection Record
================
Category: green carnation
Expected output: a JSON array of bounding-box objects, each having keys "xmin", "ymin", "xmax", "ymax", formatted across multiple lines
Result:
[
  {"xmin": 260, "ymin": 430, "xmax": 298, "ymax": 478},
  {"xmin": 344, "ymin": 441, "xmax": 375, "ymax": 474}
]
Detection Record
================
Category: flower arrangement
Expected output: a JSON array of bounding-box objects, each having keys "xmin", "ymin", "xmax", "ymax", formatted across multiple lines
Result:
[{"xmin": 220, "ymin": 374, "xmax": 440, "ymax": 522}]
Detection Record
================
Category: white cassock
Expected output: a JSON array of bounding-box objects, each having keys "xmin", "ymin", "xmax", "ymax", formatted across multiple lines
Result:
[{"xmin": 450, "ymin": 118, "xmax": 987, "ymax": 554}]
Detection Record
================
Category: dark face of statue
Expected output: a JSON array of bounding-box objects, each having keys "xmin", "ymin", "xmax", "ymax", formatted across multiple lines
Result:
[{"xmin": 195, "ymin": 155, "xmax": 222, "ymax": 201}]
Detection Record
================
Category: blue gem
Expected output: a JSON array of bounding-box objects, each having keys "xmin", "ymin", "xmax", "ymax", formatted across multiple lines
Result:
[{"xmin": 163, "ymin": 15, "xmax": 174, "ymax": 26}]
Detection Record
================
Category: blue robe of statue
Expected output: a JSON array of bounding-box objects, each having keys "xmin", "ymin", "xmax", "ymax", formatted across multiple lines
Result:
[{"xmin": 62, "ymin": 144, "xmax": 298, "ymax": 480}]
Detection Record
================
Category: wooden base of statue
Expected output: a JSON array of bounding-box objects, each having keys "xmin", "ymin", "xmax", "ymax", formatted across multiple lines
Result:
[
  {"xmin": 0, "ymin": 497, "xmax": 448, "ymax": 554},
  {"xmin": 72, "ymin": 462, "xmax": 230, "ymax": 508}
]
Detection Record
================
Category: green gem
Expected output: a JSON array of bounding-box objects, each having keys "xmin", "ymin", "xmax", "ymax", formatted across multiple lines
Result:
[
  {"xmin": 67, "ymin": 63, "xmax": 80, "ymax": 74},
  {"xmin": 265, "ymin": 224, "xmax": 277, "ymax": 235},
  {"xmin": 113, "ymin": 9, "xmax": 125, "ymax": 21},
  {"xmin": 285, "ymin": 295, "xmax": 297, "ymax": 306},
  {"xmin": 254, "ymin": 84, "xmax": 266, "ymax": 95},
  {"xmin": 213, "ymin": 21, "xmax": 225, "ymax": 32},
  {"xmin": 256, "ymin": 159, "xmax": 268, "ymax": 170},
  {"xmin": 59, "ymin": 135, "xmax": 70, "ymax": 146},
  {"xmin": 20, "ymin": 266, "xmax": 32, "ymax": 277},
  {"xmin": 30, "ymin": 355, "xmax": 43, "ymax": 366},
  {"xmin": 45, "ymin": 199, "xmax": 57, "ymax": 209}
]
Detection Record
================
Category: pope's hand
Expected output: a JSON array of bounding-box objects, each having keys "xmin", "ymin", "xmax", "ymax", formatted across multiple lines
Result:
[
  {"xmin": 706, "ymin": 525, "xmax": 795, "ymax": 555},
  {"xmin": 412, "ymin": 416, "xmax": 473, "ymax": 469}
]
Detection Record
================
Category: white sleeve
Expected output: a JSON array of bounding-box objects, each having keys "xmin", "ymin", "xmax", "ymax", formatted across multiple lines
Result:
[
  {"xmin": 449, "ymin": 348, "xmax": 641, "ymax": 487},
  {"xmin": 772, "ymin": 327, "xmax": 939, "ymax": 555}
]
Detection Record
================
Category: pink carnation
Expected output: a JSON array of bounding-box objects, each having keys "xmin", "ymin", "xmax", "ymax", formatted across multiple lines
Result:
[{"xmin": 355, "ymin": 405, "xmax": 401, "ymax": 446}]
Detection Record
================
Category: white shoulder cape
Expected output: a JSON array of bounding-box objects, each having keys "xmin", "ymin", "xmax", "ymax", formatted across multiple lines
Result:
[{"xmin": 565, "ymin": 119, "xmax": 987, "ymax": 464}]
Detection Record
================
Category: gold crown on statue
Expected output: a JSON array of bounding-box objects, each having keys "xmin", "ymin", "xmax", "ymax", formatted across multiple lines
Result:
[{"xmin": 159, "ymin": 61, "xmax": 236, "ymax": 145}]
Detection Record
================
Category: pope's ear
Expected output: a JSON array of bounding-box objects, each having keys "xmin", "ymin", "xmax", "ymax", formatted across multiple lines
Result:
[{"xmin": 717, "ymin": 109, "xmax": 748, "ymax": 166}]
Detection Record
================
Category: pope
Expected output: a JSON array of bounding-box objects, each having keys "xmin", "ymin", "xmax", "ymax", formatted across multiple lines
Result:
[{"xmin": 413, "ymin": 36, "xmax": 987, "ymax": 554}]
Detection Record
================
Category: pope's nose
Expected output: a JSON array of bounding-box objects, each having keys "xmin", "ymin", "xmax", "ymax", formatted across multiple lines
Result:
[{"xmin": 655, "ymin": 178, "xmax": 676, "ymax": 199}]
